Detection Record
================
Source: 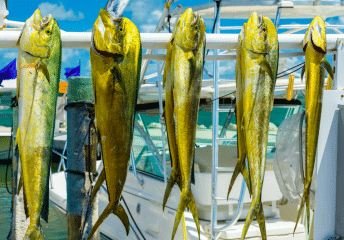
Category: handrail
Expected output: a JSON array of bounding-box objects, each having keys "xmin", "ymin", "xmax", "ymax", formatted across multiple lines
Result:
[
  {"xmin": 131, "ymin": 149, "xmax": 144, "ymax": 186},
  {"xmin": 214, "ymin": 178, "xmax": 246, "ymax": 238}
]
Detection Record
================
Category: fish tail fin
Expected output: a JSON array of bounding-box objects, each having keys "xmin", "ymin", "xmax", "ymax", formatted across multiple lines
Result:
[
  {"xmin": 86, "ymin": 203, "xmax": 129, "ymax": 240},
  {"xmin": 24, "ymin": 224, "xmax": 45, "ymax": 240},
  {"xmin": 113, "ymin": 204, "xmax": 130, "ymax": 235},
  {"xmin": 256, "ymin": 202, "xmax": 267, "ymax": 240},
  {"xmin": 294, "ymin": 185, "xmax": 310, "ymax": 234},
  {"xmin": 163, "ymin": 169, "xmax": 178, "ymax": 211},
  {"xmin": 227, "ymin": 157, "xmax": 251, "ymax": 199},
  {"xmin": 241, "ymin": 198, "xmax": 266, "ymax": 240},
  {"xmin": 172, "ymin": 190, "xmax": 200, "ymax": 240}
]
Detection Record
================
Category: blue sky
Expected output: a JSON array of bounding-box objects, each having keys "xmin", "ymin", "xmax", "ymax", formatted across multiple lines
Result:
[{"xmin": 2, "ymin": 0, "xmax": 343, "ymax": 81}]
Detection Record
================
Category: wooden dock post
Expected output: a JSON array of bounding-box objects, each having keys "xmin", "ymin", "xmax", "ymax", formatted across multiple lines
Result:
[{"xmin": 65, "ymin": 77, "xmax": 99, "ymax": 240}]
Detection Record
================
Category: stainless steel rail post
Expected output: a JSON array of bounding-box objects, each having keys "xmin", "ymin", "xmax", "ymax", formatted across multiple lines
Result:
[{"xmin": 210, "ymin": 1, "xmax": 221, "ymax": 239}]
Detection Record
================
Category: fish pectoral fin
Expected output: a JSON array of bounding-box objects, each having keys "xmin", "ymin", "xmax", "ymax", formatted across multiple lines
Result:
[
  {"xmin": 320, "ymin": 58, "xmax": 334, "ymax": 80},
  {"xmin": 113, "ymin": 204, "xmax": 130, "ymax": 235},
  {"xmin": 260, "ymin": 59, "xmax": 274, "ymax": 81},
  {"xmin": 301, "ymin": 64, "xmax": 305, "ymax": 83},
  {"xmin": 36, "ymin": 60, "xmax": 50, "ymax": 83},
  {"xmin": 162, "ymin": 169, "xmax": 178, "ymax": 211},
  {"xmin": 172, "ymin": 191, "xmax": 200, "ymax": 240}
]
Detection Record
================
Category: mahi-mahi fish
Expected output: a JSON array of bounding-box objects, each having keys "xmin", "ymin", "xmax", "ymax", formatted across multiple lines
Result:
[
  {"xmin": 15, "ymin": 9, "xmax": 61, "ymax": 239},
  {"xmin": 294, "ymin": 16, "xmax": 333, "ymax": 232},
  {"xmin": 162, "ymin": 8, "xmax": 206, "ymax": 240},
  {"xmin": 235, "ymin": 12, "xmax": 279, "ymax": 240},
  {"xmin": 86, "ymin": 1, "xmax": 141, "ymax": 239},
  {"xmin": 227, "ymin": 22, "xmax": 252, "ymax": 199}
]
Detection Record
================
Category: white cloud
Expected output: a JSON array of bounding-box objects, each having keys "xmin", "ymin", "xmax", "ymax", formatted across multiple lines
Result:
[
  {"xmin": 3, "ymin": 52, "xmax": 17, "ymax": 59},
  {"xmin": 62, "ymin": 49, "xmax": 80, "ymax": 62},
  {"xmin": 38, "ymin": 2, "xmax": 84, "ymax": 21},
  {"xmin": 86, "ymin": 60, "xmax": 91, "ymax": 71},
  {"xmin": 141, "ymin": 24, "xmax": 156, "ymax": 33},
  {"xmin": 126, "ymin": 0, "xmax": 163, "ymax": 33}
]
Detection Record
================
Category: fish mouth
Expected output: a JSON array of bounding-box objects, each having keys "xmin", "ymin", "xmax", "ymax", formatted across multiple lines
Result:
[
  {"xmin": 92, "ymin": 39, "xmax": 124, "ymax": 60},
  {"xmin": 191, "ymin": 12, "xmax": 198, "ymax": 26},
  {"xmin": 258, "ymin": 15, "xmax": 263, "ymax": 27},
  {"xmin": 41, "ymin": 14, "xmax": 52, "ymax": 28}
]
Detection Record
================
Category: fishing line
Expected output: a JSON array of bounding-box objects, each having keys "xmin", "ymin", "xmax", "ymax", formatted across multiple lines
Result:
[
  {"xmin": 277, "ymin": 65, "xmax": 304, "ymax": 79},
  {"xmin": 277, "ymin": 62, "xmax": 305, "ymax": 77},
  {"xmin": 120, "ymin": 195, "xmax": 147, "ymax": 240},
  {"xmin": 206, "ymin": 0, "xmax": 221, "ymax": 56}
]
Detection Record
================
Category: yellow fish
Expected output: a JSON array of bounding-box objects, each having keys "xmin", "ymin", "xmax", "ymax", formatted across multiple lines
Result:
[
  {"xmin": 16, "ymin": 9, "xmax": 61, "ymax": 239},
  {"xmin": 86, "ymin": 5, "xmax": 141, "ymax": 239},
  {"xmin": 236, "ymin": 12, "xmax": 278, "ymax": 240},
  {"xmin": 162, "ymin": 8, "xmax": 206, "ymax": 240},
  {"xmin": 227, "ymin": 22, "xmax": 252, "ymax": 199},
  {"xmin": 294, "ymin": 15, "xmax": 333, "ymax": 232}
]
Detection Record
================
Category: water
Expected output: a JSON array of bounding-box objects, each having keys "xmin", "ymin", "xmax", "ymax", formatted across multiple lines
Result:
[{"xmin": 0, "ymin": 163, "xmax": 68, "ymax": 239}]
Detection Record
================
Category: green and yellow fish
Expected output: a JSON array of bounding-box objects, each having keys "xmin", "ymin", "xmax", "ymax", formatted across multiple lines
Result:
[
  {"xmin": 86, "ymin": 4, "xmax": 141, "ymax": 239},
  {"xmin": 294, "ymin": 16, "xmax": 333, "ymax": 232},
  {"xmin": 16, "ymin": 9, "xmax": 61, "ymax": 239},
  {"xmin": 227, "ymin": 22, "xmax": 252, "ymax": 199},
  {"xmin": 234, "ymin": 12, "xmax": 279, "ymax": 240},
  {"xmin": 162, "ymin": 8, "xmax": 206, "ymax": 240}
]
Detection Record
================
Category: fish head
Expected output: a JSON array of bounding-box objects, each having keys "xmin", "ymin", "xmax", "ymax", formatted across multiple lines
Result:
[
  {"xmin": 92, "ymin": 8, "xmax": 124, "ymax": 58},
  {"xmin": 18, "ymin": 9, "xmax": 60, "ymax": 59},
  {"xmin": 244, "ymin": 12, "xmax": 270, "ymax": 56},
  {"xmin": 303, "ymin": 16, "xmax": 326, "ymax": 54},
  {"xmin": 174, "ymin": 8, "xmax": 202, "ymax": 51}
]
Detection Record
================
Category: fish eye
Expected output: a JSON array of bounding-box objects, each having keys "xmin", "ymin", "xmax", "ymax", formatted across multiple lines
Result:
[
  {"xmin": 119, "ymin": 26, "xmax": 123, "ymax": 31},
  {"xmin": 46, "ymin": 29, "xmax": 51, "ymax": 34},
  {"xmin": 262, "ymin": 27, "xmax": 266, "ymax": 32},
  {"xmin": 195, "ymin": 25, "xmax": 199, "ymax": 30}
]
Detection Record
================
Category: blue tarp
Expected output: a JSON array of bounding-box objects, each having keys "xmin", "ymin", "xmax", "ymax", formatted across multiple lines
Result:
[{"xmin": 0, "ymin": 59, "xmax": 17, "ymax": 86}]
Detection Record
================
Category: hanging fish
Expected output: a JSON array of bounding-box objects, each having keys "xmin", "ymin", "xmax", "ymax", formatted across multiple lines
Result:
[
  {"xmin": 294, "ymin": 16, "xmax": 334, "ymax": 232},
  {"xmin": 162, "ymin": 8, "xmax": 206, "ymax": 240},
  {"xmin": 235, "ymin": 12, "xmax": 279, "ymax": 240},
  {"xmin": 85, "ymin": 0, "xmax": 141, "ymax": 239},
  {"xmin": 16, "ymin": 9, "xmax": 61, "ymax": 239},
  {"xmin": 227, "ymin": 22, "xmax": 252, "ymax": 199}
]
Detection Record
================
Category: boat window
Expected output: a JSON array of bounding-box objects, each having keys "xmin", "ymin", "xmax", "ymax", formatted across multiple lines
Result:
[{"xmin": 130, "ymin": 113, "xmax": 170, "ymax": 178}]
